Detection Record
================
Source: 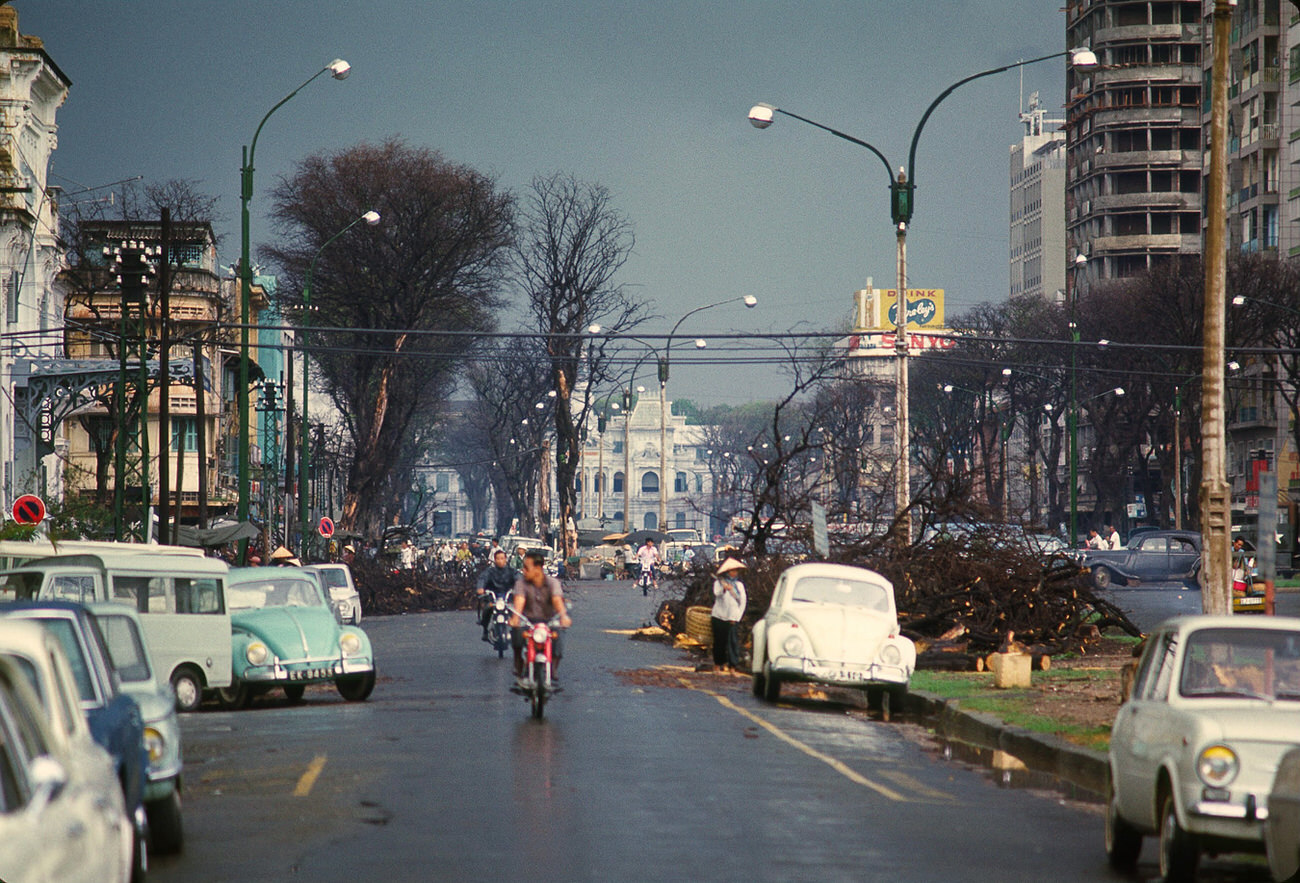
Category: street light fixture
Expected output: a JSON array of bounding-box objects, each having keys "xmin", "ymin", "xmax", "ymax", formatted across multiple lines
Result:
[
  {"xmin": 238, "ymin": 58, "xmax": 350, "ymax": 562},
  {"xmin": 749, "ymin": 48, "xmax": 1097, "ymax": 546},
  {"xmin": 299, "ymin": 208, "xmax": 379, "ymax": 556}
]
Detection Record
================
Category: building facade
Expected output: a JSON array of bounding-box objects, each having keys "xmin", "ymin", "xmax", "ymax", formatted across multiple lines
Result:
[
  {"xmin": 0, "ymin": 7, "xmax": 69, "ymax": 509},
  {"xmin": 1010, "ymin": 94, "xmax": 1068, "ymax": 300},
  {"xmin": 1065, "ymin": 0, "xmax": 1204, "ymax": 292}
]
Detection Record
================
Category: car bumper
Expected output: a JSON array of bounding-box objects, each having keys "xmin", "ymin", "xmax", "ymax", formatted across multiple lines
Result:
[
  {"xmin": 770, "ymin": 655, "xmax": 910, "ymax": 688},
  {"xmin": 1186, "ymin": 785, "xmax": 1270, "ymax": 844},
  {"xmin": 240, "ymin": 656, "xmax": 374, "ymax": 685},
  {"xmin": 144, "ymin": 772, "xmax": 180, "ymax": 802}
]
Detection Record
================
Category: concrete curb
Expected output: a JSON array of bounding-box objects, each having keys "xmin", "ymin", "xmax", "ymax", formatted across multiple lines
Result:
[{"xmin": 904, "ymin": 689, "xmax": 1108, "ymax": 796}]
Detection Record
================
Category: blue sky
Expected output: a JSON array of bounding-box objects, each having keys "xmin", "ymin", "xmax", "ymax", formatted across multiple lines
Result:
[{"xmin": 23, "ymin": 1, "xmax": 1066, "ymax": 404}]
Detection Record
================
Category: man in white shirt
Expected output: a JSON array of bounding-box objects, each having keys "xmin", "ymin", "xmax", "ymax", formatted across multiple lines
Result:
[
  {"xmin": 1106, "ymin": 525, "xmax": 1121, "ymax": 550},
  {"xmin": 635, "ymin": 539, "xmax": 661, "ymax": 595}
]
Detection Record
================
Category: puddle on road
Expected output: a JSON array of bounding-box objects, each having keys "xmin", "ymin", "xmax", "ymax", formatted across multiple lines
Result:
[{"xmin": 925, "ymin": 736, "xmax": 1103, "ymax": 806}]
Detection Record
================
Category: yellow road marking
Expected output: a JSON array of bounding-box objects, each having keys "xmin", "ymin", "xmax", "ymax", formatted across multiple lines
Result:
[
  {"xmin": 293, "ymin": 754, "xmax": 327, "ymax": 797},
  {"xmin": 679, "ymin": 679, "xmax": 907, "ymax": 802},
  {"xmin": 877, "ymin": 768, "xmax": 956, "ymax": 802}
]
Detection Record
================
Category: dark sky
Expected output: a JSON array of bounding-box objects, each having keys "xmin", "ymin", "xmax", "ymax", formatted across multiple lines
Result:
[{"xmin": 21, "ymin": 1, "xmax": 1066, "ymax": 404}]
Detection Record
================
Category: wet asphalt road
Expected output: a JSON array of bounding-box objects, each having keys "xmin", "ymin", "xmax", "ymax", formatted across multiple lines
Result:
[
  {"xmin": 1105, "ymin": 582, "xmax": 1300, "ymax": 632},
  {"xmin": 148, "ymin": 579, "xmax": 1243, "ymax": 883}
]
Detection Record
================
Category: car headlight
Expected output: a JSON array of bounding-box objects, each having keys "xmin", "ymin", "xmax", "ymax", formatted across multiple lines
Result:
[
  {"xmin": 880, "ymin": 643, "xmax": 902, "ymax": 666},
  {"xmin": 246, "ymin": 642, "xmax": 269, "ymax": 666},
  {"xmin": 1197, "ymin": 745, "xmax": 1239, "ymax": 786},
  {"xmin": 782, "ymin": 634, "xmax": 804, "ymax": 657},
  {"xmin": 144, "ymin": 727, "xmax": 165, "ymax": 765},
  {"xmin": 339, "ymin": 632, "xmax": 362, "ymax": 656}
]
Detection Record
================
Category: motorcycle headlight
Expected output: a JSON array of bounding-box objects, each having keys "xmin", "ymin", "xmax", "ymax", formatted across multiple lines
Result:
[
  {"xmin": 533, "ymin": 625, "xmax": 550, "ymax": 644},
  {"xmin": 880, "ymin": 643, "xmax": 902, "ymax": 666},
  {"xmin": 246, "ymin": 642, "xmax": 269, "ymax": 666},
  {"xmin": 144, "ymin": 727, "xmax": 165, "ymax": 765},
  {"xmin": 782, "ymin": 634, "xmax": 804, "ymax": 657},
  {"xmin": 494, "ymin": 598, "xmax": 507, "ymax": 611},
  {"xmin": 340, "ymin": 632, "xmax": 362, "ymax": 656},
  {"xmin": 1197, "ymin": 745, "xmax": 1239, "ymax": 786}
]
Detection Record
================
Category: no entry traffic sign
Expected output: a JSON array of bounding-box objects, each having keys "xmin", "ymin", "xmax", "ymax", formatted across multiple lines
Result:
[
  {"xmin": 318, "ymin": 516, "xmax": 335, "ymax": 538},
  {"xmin": 12, "ymin": 494, "xmax": 45, "ymax": 525}
]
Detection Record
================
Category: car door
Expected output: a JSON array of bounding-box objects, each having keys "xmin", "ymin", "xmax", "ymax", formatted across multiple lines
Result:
[
  {"xmin": 1114, "ymin": 630, "xmax": 1179, "ymax": 828},
  {"xmin": 1130, "ymin": 536, "xmax": 1170, "ymax": 580},
  {"xmin": 1168, "ymin": 537, "xmax": 1199, "ymax": 578}
]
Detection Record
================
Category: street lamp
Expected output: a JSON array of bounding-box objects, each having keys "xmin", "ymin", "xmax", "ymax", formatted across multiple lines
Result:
[
  {"xmin": 299, "ymin": 208, "xmax": 379, "ymax": 557},
  {"xmin": 657, "ymin": 295, "xmax": 758, "ymax": 529},
  {"xmin": 749, "ymin": 48, "xmax": 1097, "ymax": 546},
  {"xmin": 1070, "ymin": 385, "xmax": 1125, "ymax": 545},
  {"xmin": 238, "ymin": 58, "xmax": 350, "ymax": 561}
]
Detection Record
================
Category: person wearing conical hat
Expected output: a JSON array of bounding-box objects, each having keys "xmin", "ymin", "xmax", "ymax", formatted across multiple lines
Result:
[
  {"xmin": 270, "ymin": 546, "xmax": 301, "ymax": 567},
  {"xmin": 711, "ymin": 558, "xmax": 747, "ymax": 673}
]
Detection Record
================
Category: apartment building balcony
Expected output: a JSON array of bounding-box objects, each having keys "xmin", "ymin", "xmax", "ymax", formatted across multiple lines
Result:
[
  {"xmin": 1091, "ymin": 105, "xmax": 1201, "ymax": 128},
  {"xmin": 1093, "ymin": 191, "xmax": 1193, "ymax": 211},
  {"xmin": 1093, "ymin": 64, "xmax": 1201, "ymax": 87},
  {"xmin": 1093, "ymin": 149, "xmax": 1197, "ymax": 170},
  {"xmin": 1091, "ymin": 233, "xmax": 1200, "ymax": 254},
  {"xmin": 1093, "ymin": 23, "xmax": 1201, "ymax": 45}
]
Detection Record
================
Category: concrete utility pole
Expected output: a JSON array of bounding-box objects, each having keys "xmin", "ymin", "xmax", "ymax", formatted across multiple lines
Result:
[{"xmin": 1200, "ymin": 0, "xmax": 1235, "ymax": 615}]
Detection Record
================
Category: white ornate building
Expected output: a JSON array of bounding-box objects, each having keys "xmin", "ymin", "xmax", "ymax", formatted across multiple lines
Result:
[{"xmin": 0, "ymin": 7, "xmax": 70, "ymax": 509}]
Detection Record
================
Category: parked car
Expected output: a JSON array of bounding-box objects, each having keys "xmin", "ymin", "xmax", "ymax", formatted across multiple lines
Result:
[
  {"xmin": 3, "ymin": 551, "xmax": 234, "ymax": 711},
  {"xmin": 1268, "ymin": 746, "xmax": 1300, "ymax": 883},
  {"xmin": 0, "ymin": 600, "xmax": 149, "ymax": 880},
  {"xmin": 0, "ymin": 621, "xmax": 133, "ymax": 883},
  {"xmin": 304, "ymin": 563, "xmax": 362, "ymax": 625},
  {"xmin": 219, "ymin": 567, "xmax": 376, "ymax": 709},
  {"xmin": 1079, "ymin": 528, "xmax": 1201, "ymax": 589},
  {"xmin": 1106, "ymin": 615, "xmax": 1300, "ymax": 881},
  {"xmin": 751, "ymin": 562, "xmax": 916, "ymax": 714},
  {"xmin": 90, "ymin": 603, "xmax": 184, "ymax": 855}
]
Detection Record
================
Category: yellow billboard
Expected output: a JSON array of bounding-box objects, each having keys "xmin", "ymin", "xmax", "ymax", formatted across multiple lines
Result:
[{"xmin": 855, "ymin": 287, "xmax": 945, "ymax": 332}]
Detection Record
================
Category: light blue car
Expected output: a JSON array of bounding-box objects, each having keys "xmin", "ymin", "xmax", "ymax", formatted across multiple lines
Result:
[{"xmin": 218, "ymin": 567, "xmax": 375, "ymax": 710}]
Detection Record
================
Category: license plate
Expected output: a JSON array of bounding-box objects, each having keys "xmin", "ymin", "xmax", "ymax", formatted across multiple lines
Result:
[
  {"xmin": 287, "ymin": 667, "xmax": 331, "ymax": 681},
  {"xmin": 1236, "ymin": 597, "xmax": 1264, "ymax": 606}
]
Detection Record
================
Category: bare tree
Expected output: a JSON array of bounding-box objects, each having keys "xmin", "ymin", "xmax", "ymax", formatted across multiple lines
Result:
[
  {"xmin": 512, "ymin": 173, "xmax": 646, "ymax": 555},
  {"xmin": 262, "ymin": 139, "xmax": 513, "ymax": 536}
]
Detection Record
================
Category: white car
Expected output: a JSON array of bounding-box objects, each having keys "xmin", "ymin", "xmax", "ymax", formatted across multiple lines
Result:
[
  {"xmin": 0, "ymin": 620, "xmax": 132, "ymax": 883},
  {"xmin": 751, "ymin": 562, "xmax": 916, "ymax": 713},
  {"xmin": 305, "ymin": 564, "xmax": 362, "ymax": 625},
  {"xmin": 91, "ymin": 603, "xmax": 185, "ymax": 855},
  {"xmin": 1106, "ymin": 615, "xmax": 1300, "ymax": 882}
]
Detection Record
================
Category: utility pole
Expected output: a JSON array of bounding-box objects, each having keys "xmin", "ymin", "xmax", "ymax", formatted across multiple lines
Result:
[
  {"xmin": 193, "ymin": 338, "xmax": 209, "ymax": 530},
  {"xmin": 1200, "ymin": 0, "xmax": 1234, "ymax": 615},
  {"xmin": 158, "ymin": 209, "xmax": 172, "ymax": 545}
]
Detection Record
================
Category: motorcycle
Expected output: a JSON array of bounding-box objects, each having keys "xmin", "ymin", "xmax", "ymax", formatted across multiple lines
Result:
[
  {"xmin": 484, "ymin": 590, "xmax": 512, "ymax": 659},
  {"xmin": 510, "ymin": 613, "xmax": 564, "ymax": 719}
]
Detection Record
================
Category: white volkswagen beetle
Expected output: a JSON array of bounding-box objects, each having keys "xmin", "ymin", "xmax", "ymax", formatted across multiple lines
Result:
[{"xmin": 751, "ymin": 562, "xmax": 916, "ymax": 712}]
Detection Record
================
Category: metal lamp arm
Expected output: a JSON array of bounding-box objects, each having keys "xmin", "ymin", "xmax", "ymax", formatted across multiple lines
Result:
[
  {"xmin": 246, "ymin": 66, "xmax": 331, "ymax": 181},
  {"xmin": 906, "ymin": 51, "xmax": 1068, "ymax": 190},
  {"xmin": 774, "ymin": 107, "xmax": 894, "ymax": 184}
]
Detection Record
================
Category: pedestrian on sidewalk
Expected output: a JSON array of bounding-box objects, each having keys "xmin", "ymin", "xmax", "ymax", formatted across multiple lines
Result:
[{"xmin": 711, "ymin": 558, "xmax": 748, "ymax": 673}]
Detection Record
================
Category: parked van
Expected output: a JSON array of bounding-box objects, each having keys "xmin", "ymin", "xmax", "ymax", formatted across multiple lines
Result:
[
  {"xmin": 0, "ymin": 539, "xmax": 206, "ymax": 572},
  {"xmin": 0, "ymin": 552, "xmax": 231, "ymax": 711}
]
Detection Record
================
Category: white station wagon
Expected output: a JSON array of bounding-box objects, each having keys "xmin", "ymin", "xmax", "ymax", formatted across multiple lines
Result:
[
  {"xmin": 751, "ymin": 562, "xmax": 916, "ymax": 714},
  {"xmin": 1106, "ymin": 615, "xmax": 1300, "ymax": 882}
]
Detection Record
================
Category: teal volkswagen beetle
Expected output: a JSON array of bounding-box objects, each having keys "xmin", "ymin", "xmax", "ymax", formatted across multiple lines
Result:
[{"xmin": 218, "ymin": 567, "xmax": 375, "ymax": 709}]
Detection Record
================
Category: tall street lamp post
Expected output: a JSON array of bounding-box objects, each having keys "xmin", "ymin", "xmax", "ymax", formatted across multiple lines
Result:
[
  {"xmin": 750, "ymin": 49, "xmax": 1096, "ymax": 545},
  {"xmin": 1071, "ymin": 385, "xmax": 1125, "ymax": 544},
  {"xmin": 299, "ymin": 209, "xmax": 380, "ymax": 557},
  {"xmin": 658, "ymin": 296, "xmax": 758, "ymax": 528},
  {"xmin": 238, "ymin": 58, "xmax": 350, "ymax": 562}
]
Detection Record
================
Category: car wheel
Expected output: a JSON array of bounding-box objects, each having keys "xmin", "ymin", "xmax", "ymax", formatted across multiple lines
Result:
[
  {"xmin": 1104, "ymin": 779, "xmax": 1141, "ymax": 871},
  {"xmin": 336, "ymin": 670, "xmax": 376, "ymax": 702},
  {"xmin": 761, "ymin": 663, "xmax": 781, "ymax": 703},
  {"xmin": 283, "ymin": 684, "xmax": 306, "ymax": 703},
  {"xmin": 883, "ymin": 685, "xmax": 907, "ymax": 722},
  {"xmin": 1159, "ymin": 792, "xmax": 1199, "ymax": 883},
  {"xmin": 752, "ymin": 668, "xmax": 766, "ymax": 698},
  {"xmin": 216, "ymin": 680, "xmax": 249, "ymax": 711},
  {"xmin": 147, "ymin": 787, "xmax": 184, "ymax": 855},
  {"xmin": 1092, "ymin": 566, "xmax": 1114, "ymax": 590},
  {"xmin": 170, "ymin": 667, "xmax": 204, "ymax": 714}
]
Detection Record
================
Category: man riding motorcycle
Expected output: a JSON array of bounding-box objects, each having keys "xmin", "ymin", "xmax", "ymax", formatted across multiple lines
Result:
[
  {"xmin": 476, "ymin": 548, "xmax": 519, "ymax": 641},
  {"xmin": 511, "ymin": 551, "xmax": 571, "ymax": 681}
]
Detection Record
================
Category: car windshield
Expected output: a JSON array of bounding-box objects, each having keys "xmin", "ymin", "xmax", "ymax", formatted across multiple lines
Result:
[
  {"xmin": 0, "ymin": 653, "xmax": 42, "ymax": 705},
  {"xmin": 790, "ymin": 576, "xmax": 890, "ymax": 612},
  {"xmin": 0, "ymin": 572, "xmax": 41, "ymax": 601},
  {"xmin": 1180, "ymin": 627, "xmax": 1300, "ymax": 701},
  {"xmin": 33, "ymin": 619, "xmax": 95, "ymax": 703},
  {"xmin": 95, "ymin": 614, "xmax": 153, "ymax": 685},
  {"xmin": 227, "ymin": 578, "xmax": 325, "ymax": 611}
]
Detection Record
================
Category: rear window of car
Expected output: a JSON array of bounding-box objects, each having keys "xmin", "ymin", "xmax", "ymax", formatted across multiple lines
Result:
[
  {"xmin": 315, "ymin": 569, "xmax": 348, "ymax": 589},
  {"xmin": 96, "ymin": 615, "xmax": 153, "ymax": 685},
  {"xmin": 791, "ymin": 576, "xmax": 890, "ymax": 612},
  {"xmin": 37, "ymin": 620, "xmax": 95, "ymax": 703},
  {"xmin": 0, "ymin": 572, "xmax": 42, "ymax": 601}
]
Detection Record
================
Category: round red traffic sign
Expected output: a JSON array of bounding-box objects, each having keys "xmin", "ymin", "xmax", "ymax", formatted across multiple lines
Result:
[
  {"xmin": 318, "ymin": 516, "xmax": 335, "ymax": 538},
  {"xmin": 12, "ymin": 494, "xmax": 45, "ymax": 525}
]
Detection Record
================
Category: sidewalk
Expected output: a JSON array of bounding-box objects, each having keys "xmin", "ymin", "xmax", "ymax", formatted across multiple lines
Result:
[{"xmin": 904, "ymin": 689, "xmax": 1108, "ymax": 796}]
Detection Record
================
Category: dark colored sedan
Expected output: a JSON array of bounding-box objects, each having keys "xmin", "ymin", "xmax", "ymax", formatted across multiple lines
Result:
[{"xmin": 1080, "ymin": 529, "xmax": 1201, "ymax": 589}]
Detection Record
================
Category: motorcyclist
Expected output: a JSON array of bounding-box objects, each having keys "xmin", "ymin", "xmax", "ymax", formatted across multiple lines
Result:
[
  {"xmin": 476, "ymin": 548, "xmax": 518, "ymax": 641},
  {"xmin": 635, "ymin": 539, "xmax": 661, "ymax": 593},
  {"xmin": 511, "ymin": 550, "xmax": 571, "ymax": 681}
]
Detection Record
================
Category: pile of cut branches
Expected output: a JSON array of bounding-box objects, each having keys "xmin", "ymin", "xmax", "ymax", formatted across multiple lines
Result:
[{"xmin": 349, "ymin": 559, "xmax": 477, "ymax": 615}]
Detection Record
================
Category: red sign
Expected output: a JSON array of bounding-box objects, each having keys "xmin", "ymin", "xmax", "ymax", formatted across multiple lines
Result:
[
  {"xmin": 318, "ymin": 516, "xmax": 335, "ymax": 538},
  {"xmin": 11, "ymin": 494, "xmax": 45, "ymax": 525}
]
